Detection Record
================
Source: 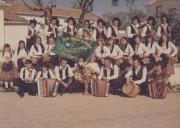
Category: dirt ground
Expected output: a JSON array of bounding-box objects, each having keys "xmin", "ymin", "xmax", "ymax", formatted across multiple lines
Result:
[{"xmin": 0, "ymin": 92, "xmax": 180, "ymax": 128}]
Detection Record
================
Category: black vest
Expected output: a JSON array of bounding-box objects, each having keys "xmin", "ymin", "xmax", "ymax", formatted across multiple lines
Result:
[
  {"xmin": 160, "ymin": 25, "xmax": 170, "ymax": 34},
  {"xmin": 96, "ymin": 28, "xmax": 106, "ymax": 40},
  {"xmin": 145, "ymin": 25, "xmax": 152, "ymax": 35},
  {"xmin": 103, "ymin": 65, "xmax": 114, "ymax": 77},
  {"xmin": 40, "ymin": 71, "xmax": 51, "ymax": 78},
  {"xmin": 132, "ymin": 67, "xmax": 143, "ymax": 81},
  {"xmin": 130, "ymin": 25, "xmax": 136, "ymax": 34},
  {"xmin": 59, "ymin": 66, "xmax": 69, "ymax": 79},
  {"xmin": 111, "ymin": 26, "xmax": 118, "ymax": 37},
  {"xmin": 48, "ymin": 25, "xmax": 58, "ymax": 39}
]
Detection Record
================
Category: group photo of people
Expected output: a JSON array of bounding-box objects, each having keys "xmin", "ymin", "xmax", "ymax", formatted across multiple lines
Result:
[{"xmin": 0, "ymin": 14, "xmax": 178, "ymax": 99}]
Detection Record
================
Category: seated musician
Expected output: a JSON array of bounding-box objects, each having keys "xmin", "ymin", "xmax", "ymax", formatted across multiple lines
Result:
[
  {"xmin": 29, "ymin": 36, "xmax": 45, "ymax": 70},
  {"xmin": 125, "ymin": 56, "xmax": 148, "ymax": 95},
  {"xmin": 13, "ymin": 40, "xmax": 29, "ymax": 71},
  {"xmin": 98, "ymin": 57, "xmax": 119, "ymax": 95},
  {"xmin": 17, "ymin": 59, "xmax": 37, "ymax": 97},
  {"xmin": 53, "ymin": 57, "xmax": 73, "ymax": 96},
  {"xmin": 44, "ymin": 36, "xmax": 59, "ymax": 67}
]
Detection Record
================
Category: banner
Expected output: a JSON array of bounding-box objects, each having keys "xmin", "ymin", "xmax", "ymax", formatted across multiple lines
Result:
[{"xmin": 52, "ymin": 33, "xmax": 96, "ymax": 61}]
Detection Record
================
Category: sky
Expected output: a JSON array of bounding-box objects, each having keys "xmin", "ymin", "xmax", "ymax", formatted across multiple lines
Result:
[{"xmin": 57, "ymin": 0, "xmax": 151, "ymax": 15}]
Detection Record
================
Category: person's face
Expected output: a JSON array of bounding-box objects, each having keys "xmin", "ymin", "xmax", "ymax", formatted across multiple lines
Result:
[
  {"xmin": 84, "ymin": 21, "xmax": 89, "ymax": 28},
  {"xmin": 162, "ymin": 34, "xmax": 167, "ymax": 42},
  {"xmin": 135, "ymin": 37, "xmax": 141, "ymax": 44},
  {"xmin": 162, "ymin": 17, "xmax": 167, "ymax": 24},
  {"xmin": 79, "ymin": 58, "xmax": 84, "ymax": 63},
  {"xmin": 97, "ymin": 22, "xmax": 103, "ymax": 28},
  {"xmin": 147, "ymin": 19, "xmax": 153, "ymax": 25},
  {"xmin": 30, "ymin": 23, "xmax": 35, "ymax": 28},
  {"xmin": 83, "ymin": 31, "xmax": 89, "ymax": 38},
  {"xmin": 4, "ymin": 47, "xmax": 10, "ymax": 52},
  {"xmin": 49, "ymin": 38, "xmax": 55, "ymax": 44},
  {"xmin": 133, "ymin": 19, "xmax": 138, "ymax": 25},
  {"xmin": 133, "ymin": 60, "xmax": 140, "ymax": 69},
  {"xmin": 68, "ymin": 20, "xmax": 74, "ymax": 26},
  {"xmin": 51, "ymin": 19, "xmax": 57, "ymax": 26},
  {"xmin": 116, "ymin": 58, "xmax": 123, "ymax": 66},
  {"xmin": 109, "ymin": 39, "xmax": 114, "ymax": 46},
  {"xmin": 26, "ymin": 63, "xmax": 32, "ymax": 69},
  {"xmin": 147, "ymin": 37, "xmax": 152, "ymax": 43},
  {"xmin": 121, "ymin": 38, "xmax": 127, "ymax": 45},
  {"xmin": 97, "ymin": 39, "xmax": 103, "ymax": 46},
  {"xmin": 113, "ymin": 21, "xmax": 119, "ymax": 27},
  {"xmin": 61, "ymin": 60, "xmax": 67, "ymax": 68},
  {"xmin": 90, "ymin": 55, "xmax": 96, "ymax": 62},
  {"xmin": 19, "ymin": 42, "xmax": 25, "ymax": 49},
  {"xmin": 104, "ymin": 59, "xmax": 111, "ymax": 68},
  {"xmin": 36, "ymin": 38, "xmax": 41, "ymax": 45}
]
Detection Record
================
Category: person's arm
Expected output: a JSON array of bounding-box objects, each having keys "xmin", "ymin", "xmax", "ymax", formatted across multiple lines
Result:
[
  {"xmin": 126, "ymin": 26, "xmax": 134, "ymax": 38},
  {"xmin": 156, "ymin": 26, "xmax": 161, "ymax": 37},
  {"xmin": 155, "ymin": 42, "xmax": 162, "ymax": 56},
  {"xmin": 29, "ymin": 46, "xmax": 34, "ymax": 57},
  {"xmin": 35, "ymin": 71, "xmax": 41, "ymax": 82},
  {"xmin": 20, "ymin": 68, "xmax": 25, "ymax": 81},
  {"xmin": 107, "ymin": 65, "xmax": 119, "ymax": 80},
  {"xmin": 68, "ymin": 65, "xmax": 74, "ymax": 78},
  {"xmin": 106, "ymin": 27, "xmax": 112, "ymax": 38},
  {"xmin": 54, "ymin": 66, "xmax": 61, "ymax": 81},
  {"xmin": 116, "ymin": 46, "xmax": 124, "ymax": 59},
  {"xmin": 129, "ymin": 44, "xmax": 135, "ymax": 58},
  {"xmin": 141, "ymin": 26, "xmax": 147, "ymax": 37},
  {"xmin": 98, "ymin": 67, "xmax": 104, "ymax": 80},
  {"xmin": 142, "ymin": 44, "xmax": 150, "ymax": 56},
  {"xmin": 134, "ymin": 67, "xmax": 147, "ymax": 85},
  {"xmin": 92, "ymin": 29, "xmax": 97, "ymax": 41},
  {"xmin": 49, "ymin": 70, "xmax": 56, "ymax": 79},
  {"xmin": 30, "ymin": 69, "xmax": 36, "ymax": 82},
  {"xmin": 170, "ymin": 42, "xmax": 178, "ymax": 57},
  {"xmin": 45, "ymin": 25, "xmax": 53, "ymax": 36}
]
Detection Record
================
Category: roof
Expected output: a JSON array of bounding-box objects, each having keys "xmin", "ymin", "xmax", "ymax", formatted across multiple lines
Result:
[
  {"xmin": 3, "ymin": 4, "xmax": 98, "ymax": 25},
  {"xmin": 0, "ymin": 0, "xmax": 10, "ymax": 6}
]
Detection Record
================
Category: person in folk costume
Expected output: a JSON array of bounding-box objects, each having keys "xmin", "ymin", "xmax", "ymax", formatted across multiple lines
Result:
[
  {"xmin": 126, "ymin": 16, "xmax": 141, "ymax": 47},
  {"xmin": 94, "ymin": 38, "xmax": 109, "ymax": 67},
  {"xmin": 92, "ymin": 18, "xmax": 107, "ymax": 41},
  {"xmin": 78, "ymin": 20, "xmax": 93, "ymax": 38},
  {"xmin": 125, "ymin": 55, "xmax": 148, "ymax": 95},
  {"xmin": 157, "ymin": 14, "xmax": 171, "ymax": 39},
  {"xmin": 144, "ymin": 33, "xmax": 162, "ymax": 71},
  {"xmin": 45, "ymin": 16, "xmax": 60, "ymax": 41},
  {"xmin": 107, "ymin": 17, "xmax": 123, "ymax": 44},
  {"xmin": 82, "ymin": 29, "xmax": 92, "ymax": 40},
  {"xmin": 98, "ymin": 57, "xmax": 119, "ymax": 95},
  {"xmin": 132, "ymin": 35, "xmax": 150, "ymax": 65},
  {"xmin": 119, "ymin": 37, "xmax": 134, "ymax": 65},
  {"xmin": 141, "ymin": 16, "xmax": 157, "ymax": 38},
  {"xmin": 0, "ymin": 44, "xmax": 19, "ymax": 91},
  {"xmin": 35, "ymin": 63, "xmax": 55, "ymax": 82},
  {"xmin": 17, "ymin": 59, "xmax": 37, "ymax": 97},
  {"xmin": 74, "ymin": 55, "xmax": 86, "ymax": 71},
  {"xmin": 29, "ymin": 36, "xmax": 45, "ymax": 71},
  {"xmin": 44, "ymin": 36, "xmax": 59, "ymax": 67},
  {"xmin": 106, "ymin": 37, "xmax": 124, "ymax": 62},
  {"xmin": 53, "ymin": 57, "xmax": 73, "ymax": 96},
  {"xmin": 158, "ymin": 33, "xmax": 177, "ymax": 85},
  {"xmin": 26, "ymin": 19, "xmax": 37, "ymax": 51},
  {"xmin": 13, "ymin": 40, "xmax": 29, "ymax": 71},
  {"xmin": 63, "ymin": 17, "xmax": 77, "ymax": 36}
]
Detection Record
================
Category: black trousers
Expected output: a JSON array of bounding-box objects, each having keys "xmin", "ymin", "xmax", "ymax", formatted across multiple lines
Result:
[
  {"xmin": 27, "ymin": 38, "xmax": 35, "ymax": 51},
  {"xmin": 109, "ymin": 79, "xmax": 119, "ymax": 95},
  {"xmin": 138, "ymin": 82, "xmax": 148, "ymax": 95},
  {"xmin": 18, "ymin": 79, "xmax": 37, "ymax": 96}
]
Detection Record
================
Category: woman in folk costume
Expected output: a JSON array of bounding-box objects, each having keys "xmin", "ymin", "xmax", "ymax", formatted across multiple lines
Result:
[
  {"xmin": 158, "ymin": 33, "xmax": 177, "ymax": 79},
  {"xmin": 0, "ymin": 44, "xmax": 19, "ymax": 91},
  {"xmin": 78, "ymin": 20, "xmax": 93, "ymax": 38},
  {"xmin": 107, "ymin": 17, "xmax": 124, "ymax": 44},
  {"xmin": 53, "ymin": 57, "xmax": 73, "ymax": 96},
  {"xmin": 125, "ymin": 55, "xmax": 148, "ymax": 95},
  {"xmin": 126, "ymin": 16, "xmax": 141, "ymax": 47},
  {"xmin": 157, "ymin": 14, "xmax": 171, "ymax": 38},
  {"xmin": 141, "ymin": 16, "xmax": 157, "ymax": 38},
  {"xmin": 17, "ymin": 59, "xmax": 37, "ymax": 97},
  {"xmin": 45, "ymin": 16, "xmax": 60, "ymax": 41},
  {"xmin": 144, "ymin": 34, "xmax": 162, "ymax": 71},
  {"xmin": 92, "ymin": 18, "xmax": 107, "ymax": 41},
  {"xmin": 44, "ymin": 36, "xmax": 59, "ymax": 67},
  {"xmin": 63, "ymin": 17, "xmax": 77, "ymax": 36},
  {"xmin": 26, "ymin": 19, "xmax": 37, "ymax": 51},
  {"xmin": 98, "ymin": 57, "xmax": 119, "ymax": 95},
  {"xmin": 13, "ymin": 40, "xmax": 29, "ymax": 71},
  {"xmin": 94, "ymin": 38, "xmax": 109, "ymax": 67},
  {"xmin": 29, "ymin": 36, "xmax": 45, "ymax": 71},
  {"xmin": 106, "ymin": 37, "xmax": 124, "ymax": 61},
  {"xmin": 82, "ymin": 29, "xmax": 93, "ymax": 40}
]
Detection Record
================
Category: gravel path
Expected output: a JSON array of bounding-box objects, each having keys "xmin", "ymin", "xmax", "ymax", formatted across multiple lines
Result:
[{"xmin": 0, "ymin": 92, "xmax": 180, "ymax": 128}]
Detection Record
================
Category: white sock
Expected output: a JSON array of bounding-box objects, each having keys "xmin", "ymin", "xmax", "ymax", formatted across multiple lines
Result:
[
  {"xmin": 10, "ymin": 82, "xmax": 13, "ymax": 88},
  {"xmin": 5, "ymin": 82, "xmax": 9, "ymax": 89}
]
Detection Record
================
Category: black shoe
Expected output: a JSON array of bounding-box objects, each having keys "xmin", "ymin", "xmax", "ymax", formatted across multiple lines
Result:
[
  {"xmin": 60, "ymin": 87, "xmax": 65, "ymax": 96},
  {"xmin": 17, "ymin": 91, "xmax": 24, "ymax": 98}
]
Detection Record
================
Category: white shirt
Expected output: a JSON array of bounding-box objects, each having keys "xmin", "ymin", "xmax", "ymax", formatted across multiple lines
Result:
[
  {"xmin": 120, "ymin": 43, "xmax": 134, "ymax": 58},
  {"xmin": 95, "ymin": 46, "xmax": 109, "ymax": 58},
  {"xmin": 45, "ymin": 24, "xmax": 59, "ymax": 38},
  {"xmin": 29, "ymin": 44, "xmax": 44, "ymax": 57},
  {"xmin": 35, "ymin": 70, "xmax": 55, "ymax": 82},
  {"xmin": 126, "ymin": 24, "xmax": 139, "ymax": 38},
  {"xmin": 125, "ymin": 66, "xmax": 147, "ymax": 85},
  {"xmin": 92, "ymin": 27, "xmax": 106, "ymax": 41},
  {"xmin": 20, "ymin": 67, "xmax": 36, "ymax": 81},
  {"xmin": 45, "ymin": 44, "xmax": 56, "ymax": 56},
  {"xmin": 134, "ymin": 43, "xmax": 150, "ymax": 57},
  {"xmin": 86, "ymin": 62, "xmax": 100, "ymax": 74},
  {"xmin": 55, "ymin": 64, "xmax": 73, "ymax": 81},
  {"xmin": 63, "ymin": 24, "xmax": 75, "ymax": 36},
  {"xmin": 107, "ymin": 44, "xmax": 124, "ymax": 59},
  {"xmin": 157, "ymin": 24, "xmax": 170, "ymax": 37},
  {"xmin": 0, "ymin": 51, "xmax": 13, "ymax": 63},
  {"xmin": 26, "ymin": 26, "xmax": 36, "ymax": 39},
  {"xmin": 146, "ymin": 42, "xmax": 162, "ymax": 55},
  {"xmin": 98, "ymin": 64, "xmax": 119, "ymax": 81},
  {"xmin": 141, "ymin": 24, "xmax": 152, "ymax": 37},
  {"xmin": 161, "ymin": 41, "xmax": 178, "ymax": 57}
]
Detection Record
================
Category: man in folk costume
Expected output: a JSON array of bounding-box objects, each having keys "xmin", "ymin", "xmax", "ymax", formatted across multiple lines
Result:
[
  {"xmin": 126, "ymin": 16, "xmax": 141, "ymax": 47},
  {"xmin": 45, "ymin": 16, "xmax": 60, "ymax": 41},
  {"xmin": 125, "ymin": 56, "xmax": 148, "ymax": 95},
  {"xmin": 141, "ymin": 16, "xmax": 157, "ymax": 38},
  {"xmin": 107, "ymin": 17, "xmax": 123, "ymax": 44},
  {"xmin": 26, "ymin": 19, "xmax": 37, "ymax": 51},
  {"xmin": 92, "ymin": 18, "xmax": 107, "ymax": 41},
  {"xmin": 17, "ymin": 59, "xmax": 37, "ymax": 97},
  {"xmin": 78, "ymin": 20, "xmax": 93, "ymax": 38},
  {"xmin": 98, "ymin": 57, "xmax": 119, "ymax": 95},
  {"xmin": 157, "ymin": 14, "xmax": 171, "ymax": 38},
  {"xmin": 63, "ymin": 17, "xmax": 77, "ymax": 36},
  {"xmin": 53, "ymin": 57, "xmax": 73, "ymax": 96}
]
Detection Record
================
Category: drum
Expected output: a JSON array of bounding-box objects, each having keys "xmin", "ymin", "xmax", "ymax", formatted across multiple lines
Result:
[
  {"xmin": 37, "ymin": 78, "xmax": 56, "ymax": 97},
  {"xmin": 91, "ymin": 80, "xmax": 109, "ymax": 97},
  {"xmin": 122, "ymin": 81, "xmax": 140, "ymax": 97},
  {"xmin": 170, "ymin": 57, "xmax": 178, "ymax": 65}
]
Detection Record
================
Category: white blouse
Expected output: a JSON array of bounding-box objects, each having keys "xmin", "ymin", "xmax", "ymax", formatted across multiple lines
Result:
[
  {"xmin": 0, "ymin": 51, "xmax": 13, "ymax": 63},
  {"xmin": 121, "ymin": 43, "xmax": 134, "ymax": 58},
  {"xmin": 29, "ymin": 44, "xmax": 44, "ymax": 57},
  {"xmin": 134, "ymin": 43, "xmax": 150, "ymax": 57},
  {"xmin": 161, "ymin": 41, "xmax": 178, "ymax": 57},
  {"xmin": 107, "ymin": 44, "xmax": 124, "ymax": 59},
  {"xmin": 95, "ymin": 46, "xmax": 109, "ymax": 58},
  {"xmin": 146, "ymin": 42, "xmax": 162, "ymax": 55}
]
